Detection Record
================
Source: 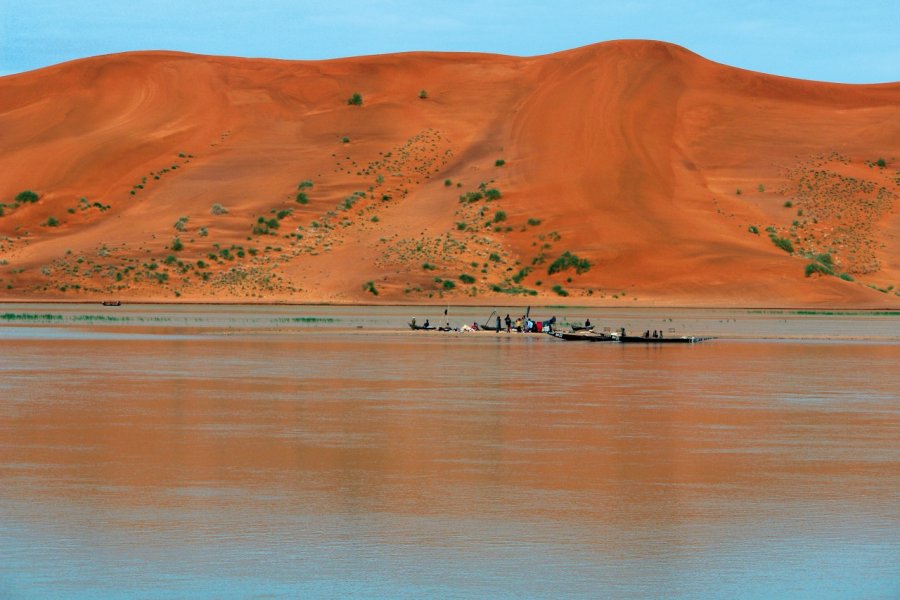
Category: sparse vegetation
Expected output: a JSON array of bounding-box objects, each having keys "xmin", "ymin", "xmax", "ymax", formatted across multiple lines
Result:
[
  {"xmin": 548, "ymin": 251, "xmax": 590, "ymax": 275},
  {"xmin": 174, "ymin": 216, "xmax": 189, "ymax": 231},
  {"xmin": 419, "ymin": 89, "xmax": 427, "ymax": 99},
  {"xmin": 211, "ymin": 203, "xmax": 228, "ymax": 215},
  {"xmin": 459, "ymin": 274, "xmax": 475, "ymax": 284},
  {"xmin": 347, "ymin": 92, "xmax": 363, "ymax": 106},
  {"xmin": 171, "ymin": 237, "xmax": 184, "ymax": 252},
  {"xmin": 363, "ymin": 280, "xmax": 378, "ymax": 295},
  {"xmin": 551, "ymin": 284, "xmax": 569, "ymax": 297},
  {"xmin": 296, "ymin": 192, "xmax": 309, "ymax": 204},
  {"xmin": 484, "ymin": 188, "xmax": 502, "ymax": 201},
  {"xmin": 748, "ymin": 225, "xmax": 759, "ymax": 235},
  {"xmin": 770, "ymin": 235, "xmax": 794, "ymax": 254},
  {"xmin": 43, "ymin": 216, "xmax": 59, "ymax": 227},
  {"xmin": 495, "ymin": 159, "xmax": 505, "ymax": 167},
  {"xmin": 15, "ymin": 190, "xmax": 39, "ymax": 203},
  {"xmin": 493, "ymin": 210, "xmax": 507, "ymax": 223},
  {"xmin": 527, "ymin": 218, "xmax": 542, "ymax": 226}
]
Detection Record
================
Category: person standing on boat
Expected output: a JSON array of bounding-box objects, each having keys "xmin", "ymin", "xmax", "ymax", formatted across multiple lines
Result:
[
  {"xmin": 496, "ymin": 315, "xmax": 501, "ymax": 332},
  {"xmin": 504, "ymin": 314, "xmax": 512, "ymax": 332}
]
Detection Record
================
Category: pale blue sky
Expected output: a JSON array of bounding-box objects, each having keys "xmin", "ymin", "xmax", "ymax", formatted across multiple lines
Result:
[{"xmin": 1, "ymin": 0, "xmax": 897, "ymax": 82}]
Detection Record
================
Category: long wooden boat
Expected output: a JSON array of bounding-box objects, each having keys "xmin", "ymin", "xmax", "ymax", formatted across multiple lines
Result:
[
  {"xmin": 102, "ymin": 300, "xmax": 122, "ymax": 306},
  {"xmin": 408, "ymin": 322, "xmax": 435, "ymax": 330},
  {"xmin": 614, "ymin": 335, "xmax": 712, "ymax": 344},
  {"xmin": 570, "ymin": 324, "xmax": 594, "ymax": 332},
  {"xmin": 548, "ymin": 331, "xmax": 615, "ymax": 342}
]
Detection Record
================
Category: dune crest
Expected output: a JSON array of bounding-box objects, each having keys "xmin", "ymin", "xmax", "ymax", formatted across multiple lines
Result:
[{"xmin": 1, "ymin": 41, "xmax": 898, "ymax": 306}]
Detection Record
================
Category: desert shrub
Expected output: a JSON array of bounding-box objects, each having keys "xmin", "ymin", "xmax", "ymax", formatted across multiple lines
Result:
[
  {"xmin": 456, "ymin": 221, "xmax": 466, "ymax": 230},
  {"xmin": 44, "ymin": 216, "xmax": 59, "ymax": 227},
  {"xmin": 442, "ymin": 279, "xmax": 456, "ymax": 290},
  {"xmin": 15, "ymin": 190, "xmax": 39, "ymax": 203},
  {"xmin": 495, "ymin": 159, "xmax": 505, "ymax": 167},
  {"xmin": 347, "ymin": 93, "xmax": 363, "ymax": 106},
  {"xmin": 422, "ymin": 262, "xmax": 436, "ymax": 270},
  {"xmin": 174, "ymin": 216, "xmax": 189, "ymax": 231},
  {"xmin": 163, "ymin": 255, "xmax": 177, "ymax": 265},
  {"xmin": 460, "ymin": 191, "xmax": 483, "ymax": 203},
  {"xmin": 419, "ymin": 89, "xmax": 428, "ymax": 99},
  {"xmin": 210, "ymin": 204, "xmax": 228, "ymax": 215},
  {"xmin": 171, "ymin": 237, "xmax": 184, "ymax": 251},
  {"xmin": 296, "ymin": 192, "xmax": 309, "ymax": 204},
  {"xmin": 489, "ymin": 253, "xmax": 501, "ymax": 262},
  {"xmin": 276, "ymin": 209, "xmax": 293, "ymax": 220},
  {"xmin": 298, "ymin": 180, "xmax": 314, "ymax": 189},
  {"xmin": 198, "ymin": 227, "xmax": 208, "ymax": 237},
  {"xmin": 876, "ymin": 158, "xmax": 886, "ymax": 168},
  {"xmin": 363, "ymin": 280, "xmax": 378, "ymax": 295},
  {"xmin": 511, "ymin": 266, "xmax": 532, "ymax": 283},
  {"xmin": 527, "ymin": 218, "xmax": 541, "ymax": 226},
  {"xmin": 805, "ymin": 262, "xmax": 834, "ymax": 277},
  {"xmin": 548, "ymin": 251, "xmax": 590, "ymax": 275},
  {"xmin": 444, "ymin": 179, "xmax": 452, "ymax": 187},
  {"xmin": 459, "ymin": 274, "xmax": 475, "ymax": 284},
  {"xmin": 784, "ymin": 201, "xmax": 793, "ymax": 208},
  {"xmin": 493, "ymin": 210, "xmax": 507, "ymax": 223},
  {"xmin": 484, "ymin": 188, "xmax": 502, "ymax": 201},
  {"xmin": 341, "ymin": 137, "xmax": 350, "ymax": 144},
  {"xmin": 757, "ymin": 184, "xmax": 765, "ymax": 192},
  {"xmin": 770, "ymin": 235, "xmax": 793, "ymax": 253},
  {"xmin": 736, "ymin": 188, "xmax": 742, "ymax": 195},
  {"xmin": 839, "ymin": 273, "xmax": 854, "ymax": 281},
  {"xmin": 551, "ymin": 284, "xmax": 569, "ymax": 296},
  {"xmin": 748, "ymin": 225, "xmax": 759, "ymax": 234}
]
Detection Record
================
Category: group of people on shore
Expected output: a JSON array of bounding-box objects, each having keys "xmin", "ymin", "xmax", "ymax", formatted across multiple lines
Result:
[{"xmin": 413, "ymin": 314, "xmax": 558, "ymax": 333}]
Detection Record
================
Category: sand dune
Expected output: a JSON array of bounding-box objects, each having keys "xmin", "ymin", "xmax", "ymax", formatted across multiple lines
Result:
[{"xmin": 1, "ymin": 41, "xmax": 898, "ymax": 306}]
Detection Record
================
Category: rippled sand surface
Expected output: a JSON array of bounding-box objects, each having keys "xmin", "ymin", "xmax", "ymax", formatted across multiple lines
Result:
[{"xmin": 1, "ymin": 305, "xmax": 898, "ymax": 598}]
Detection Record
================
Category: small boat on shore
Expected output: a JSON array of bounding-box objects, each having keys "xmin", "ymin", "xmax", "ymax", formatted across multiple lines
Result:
[
  {"xmin": 570, "ymin": 324, "xmax": 594, "ymax": 332},
  {"xmin": 614, "ymin": 335, "xmax": 712, "ymax": 344},
  {"xmin": 102, "ymin": 300, "xmax": 122, "ymax": 306},
  {"xmin": 408, "ymin": 322, "xmax": 435, "ymax": 330},
  {"xmin": 548, "ymin": 331, "xmax": 615, "ymax": 342}
]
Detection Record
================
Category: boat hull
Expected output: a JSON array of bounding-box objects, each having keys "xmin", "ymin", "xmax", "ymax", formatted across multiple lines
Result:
[{"xmin": 615, "ymin": 335, "xmax": 710, "ymax": 344}]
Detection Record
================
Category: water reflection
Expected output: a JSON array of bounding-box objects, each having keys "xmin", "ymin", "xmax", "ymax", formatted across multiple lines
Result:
[{"xmin": 0, "ymin": 323, "xmax": 898, "ymax": 598}]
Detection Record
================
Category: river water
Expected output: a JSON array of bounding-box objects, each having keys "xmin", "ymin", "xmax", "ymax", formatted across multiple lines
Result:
[{"xmin": 0, "ymin": 305, "xmax": 898, "ymax": 598}]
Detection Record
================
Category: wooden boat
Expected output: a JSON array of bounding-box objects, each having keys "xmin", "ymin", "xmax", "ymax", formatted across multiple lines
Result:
[
  {"xmin": 548, "ymin": 331, "xmax": 615, "ymax": 342},
  {"xmin": 570, "ymin": 324, "xmax": 594, "ymax": 332},
  {"xmin": 102, "ymin": 300, "xmax": 122, "ymax": 306},
  {"xmin": 614, "ymin": 335, "xmax": 712, "ymax": 344},
  {"xmin": 408, "ymin": 322, "xmax": 435, "ymax": 330}
]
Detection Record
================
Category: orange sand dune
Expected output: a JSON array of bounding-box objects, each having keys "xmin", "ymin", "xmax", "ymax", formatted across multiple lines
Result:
[{"xmin": 1, "ymin": 41, "xmax": 898, "ymax": 307}]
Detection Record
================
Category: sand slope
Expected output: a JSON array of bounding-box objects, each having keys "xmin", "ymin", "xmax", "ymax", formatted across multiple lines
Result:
[{"xmin": 1, "ymin": 41, "xmax": 898, "ymax": 306}]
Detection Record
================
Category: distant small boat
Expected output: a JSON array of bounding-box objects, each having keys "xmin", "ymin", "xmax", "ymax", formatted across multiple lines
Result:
[
  {"xmin": 614, "ymin": 335, "xmax": 711, "ymax": 344},
  {"xmin": 102, "ymin": 301, "xmax": 122, "ymax": 306},
  {"xmin": 408, "ymin": 322, "xmax": 434, "ymax": 330},
  {"xmin": 570, "ymin": 324, "xmax": 594, "ymax": 332},
  {"xmin": 549, "ymin": 331, "xmax": 615, "ymax": 342}
]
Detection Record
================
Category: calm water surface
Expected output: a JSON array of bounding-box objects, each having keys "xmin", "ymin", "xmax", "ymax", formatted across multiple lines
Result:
[{"xmin": 1, "ymin": 306, "xmax": 898, "ymax": 598}]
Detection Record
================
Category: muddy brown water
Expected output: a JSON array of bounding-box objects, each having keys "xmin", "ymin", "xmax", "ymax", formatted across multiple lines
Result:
[{"xmin": 1, "ymin": 305, "xmax": 898, "ymax": 598}]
